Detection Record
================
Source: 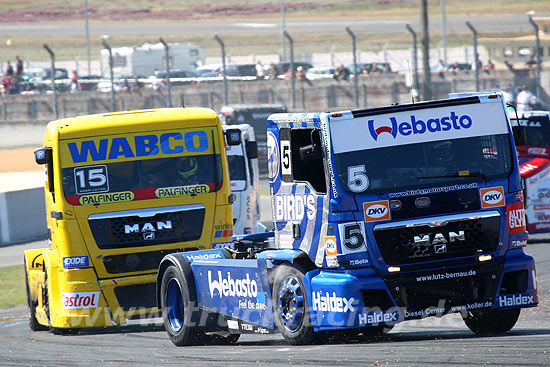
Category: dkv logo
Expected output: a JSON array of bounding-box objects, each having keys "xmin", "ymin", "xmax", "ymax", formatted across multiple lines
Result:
[
  {"xmin": 367, "ymin": 112, "xmax": 473, "ymax": 141},
  {"xmin": 363, "ymin": 200, "xmax": 391, "ymax": 222},
  {"xmin": 480, "ymin": 187, "xmax": 505, "ymax": 208}
]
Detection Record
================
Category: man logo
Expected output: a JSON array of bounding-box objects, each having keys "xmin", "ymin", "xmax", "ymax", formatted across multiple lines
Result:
[
  {"xmin": 480, "ymin": 187, "xmax": 505, "ymax": 208},
  {"xmin": 363, "ymin": 200, "xmax": 391, "ymax": 222}
]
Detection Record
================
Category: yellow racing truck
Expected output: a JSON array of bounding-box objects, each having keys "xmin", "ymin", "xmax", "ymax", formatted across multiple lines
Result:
[{"xmin": 25, "ymin": 108, "xmax": 237, "ymax": 333}]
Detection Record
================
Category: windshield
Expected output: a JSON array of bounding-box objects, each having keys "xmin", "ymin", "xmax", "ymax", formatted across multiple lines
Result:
[
  {"xmin": 334, "ymin": 134, "xmax": 513, "ymax": 195},
  {"xmin": 62, "ymin": 154, "xmax": 222, "ymax": 205},
  {"xmin": 519, "ymin": 116, "xmax": 550, "ymax": 147}
]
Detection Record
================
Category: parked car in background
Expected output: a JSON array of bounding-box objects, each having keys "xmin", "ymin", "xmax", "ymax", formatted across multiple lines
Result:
[
  {"xmin": 275, "ymin": 61, "xmax": 313, "ymax": 74},
  {"xmin": 152, "ymin": 69, "xmax": 195, "ymax": 86},
  {"xmin": 223, "ymin": 64, "xmax": 257, "ymax": 77},
  {"xmin": 305, "ymin": 66, "xmax": 335, "ymax": 80},
  {"xmin": 79, "ymin": 75, "xmax": 102, "ymax": 91},
  {"xmin": 194, "ymin": 64, "xmax": 222, "ymax": 78},
  {"xmin": 346, "ymin": 62, "xmax": 393, "ymax": 75}
]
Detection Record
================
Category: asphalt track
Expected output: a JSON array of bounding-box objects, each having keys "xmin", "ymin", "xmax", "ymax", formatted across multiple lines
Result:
[
  {"xmin": 1, "ymin": 241, "xmax": 549, "ymax": 367},
  {"xmin": 0, "ymin": 15, "xmax": 534, "ymax": 39}
]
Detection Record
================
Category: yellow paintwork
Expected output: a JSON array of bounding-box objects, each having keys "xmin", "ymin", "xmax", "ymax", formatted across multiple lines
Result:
[{"xmin": 24, "ymin": 108, "xmax": 234, "ymax": 330}]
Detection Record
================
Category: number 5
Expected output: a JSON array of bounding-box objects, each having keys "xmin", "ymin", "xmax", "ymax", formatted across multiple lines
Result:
[{"xmin": 347, "ymin": 165, "xmax": 369, "ymax": 193}]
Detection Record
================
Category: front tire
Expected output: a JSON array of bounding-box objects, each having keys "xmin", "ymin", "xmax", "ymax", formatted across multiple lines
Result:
[
  {"xmin": 463, "ymin": 308, "xmax": 521, "ymax": 335},
  {"xmin": 272, "ymin": 264, "xmax": 315, "ymax": 345},
  {"xmin": 160, "ymin": 265, "xmax": 204, "ymax": 346},
  {"xmin": 24, "ymin": 263, "xmax": 47, "ymax": 331}
]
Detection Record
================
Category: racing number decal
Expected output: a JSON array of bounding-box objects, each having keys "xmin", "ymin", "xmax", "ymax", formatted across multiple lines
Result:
[
  {"xmin": 281, "ymin": 140, "xmax": 292, "ymax": 176},
  {"xmin": 347, "ymin": 165, "xmax": 369, "ymax": 193},
  {"xmin": 74, "ymin": 165, "xmax": 109, "ymax": 195},
  {"xmin": 338, "ymin": 222, "xmax": 366, "ymax": 254}
]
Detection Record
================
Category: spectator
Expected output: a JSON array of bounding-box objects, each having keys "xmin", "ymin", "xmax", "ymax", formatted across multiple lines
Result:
[
  {"xmin": 334, "ymin": 64, "xmax": 350, "ymax": 81},
  {"xmin": 296, "ymin": 66, "xmax": 312, "ymax": 86},
  {"xmin": 525, "ymin": 56, "xmax": 537, "ymax": 69},
  {"xmin": 482, "ymin": 59, "xmax": 495, "ymax": 74},
  {"xmin": 516, "ymin": 87, "xmax": 537, "ymax": 113},
  {"xmin": 1, "ymin": 73, "xmax": 11, "ymax": 95},
  {"xmin": 370, "ymin": 63, "xmax": 382, "ymax": 75},
  {"xmin": 268, "ymin": 62, "xmax": 279, "ymax": 80},
  {"xmin": 5, "ymin": 61, "xmax": 13, "ymax": 77},
  {"xmin": 70, "ymin": 70, "xmax": 81, "ymax": 93},
  {"xmin": 384, "ymin": 63, "xmax": 392, "ymax": 73},
  {"xmin": 502, "ymin": 85, "xmax": 515, "ymax": 106},
  {"xmin": 504, "ymin": 60, "xmax": 515, "ymax": 72},
  {"xmin": 15, "ymin": 56, "xmax": 23, "ymax": 77},
  {"xmin": 448, "ymin": 61, "xmax": 461, "ymax": 74},
  {"xmin": 255, "ymin": 60, "xmax": 265, "ymax": 80},
  {"xmin": 133, "ymin": 76, "xmax": 143, "ymax": 94},
  {"xmin": 123, "ymin": 78, "xmax": 131, "ymax": 93},
  {"xmin": 361, "ymin": 64, "xmax": 370, "ymax": 75}
]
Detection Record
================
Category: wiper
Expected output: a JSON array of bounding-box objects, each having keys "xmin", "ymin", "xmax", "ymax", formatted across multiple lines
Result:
[{"xmin": 416, "ymin": 171, "xmax": 489, "ymax": 182}]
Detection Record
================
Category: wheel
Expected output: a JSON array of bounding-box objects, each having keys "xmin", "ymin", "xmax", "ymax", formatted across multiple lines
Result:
[
  {"xmin": 160, "ymin": 265, "xmax": 204, "ymax": 346},
  {"xmin": 24, "ymin": 263, "xmax": 47, "ymax": 331},
  {"xmin": 463, "ymin": 308, "xmax": 521, "ymax": 335},
  {"xmin": 272, "ymin": 264, "xmax": 315, "ymax": 345},
  {"xmin": 43, "ymin": 269, "xmax": 75, "ymax": 335}
]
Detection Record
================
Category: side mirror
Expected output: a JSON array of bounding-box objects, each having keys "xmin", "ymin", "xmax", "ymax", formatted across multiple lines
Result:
[
  {"xmin": 34, "ymin": 147, "xmax": 52, "ymax": 165},
  {"xmin": 512, "ymin": 125, "xmax": 527, "ymax": 147},
  {"xmin": 245, "ymin": 141, "xmax": 258, "ymax": 159},
  {"xmin": 225, "ymin": 129, "xmax": 241, "ymax": 146}
]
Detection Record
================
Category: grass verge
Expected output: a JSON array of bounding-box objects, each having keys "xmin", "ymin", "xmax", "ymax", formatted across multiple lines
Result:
[{"xmin": 0, "ymin": 265, "xmax": 26, "ymax": 309}]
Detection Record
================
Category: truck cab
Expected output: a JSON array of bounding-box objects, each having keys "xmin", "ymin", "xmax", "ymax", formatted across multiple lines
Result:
[
  {"xmin": 25, "ymin": 108, "xmax": 235, "ymax": 332},
  {"xmin": 157, "ymin": 95, "xmax": 537, "ymax": 346},
  {"xmin": 223, "ymin": 124, "xmax": 266, "ymax": 235},
  {"xmin": 511, "ymin": 111, "xmax": 550, "ymax": 232}
]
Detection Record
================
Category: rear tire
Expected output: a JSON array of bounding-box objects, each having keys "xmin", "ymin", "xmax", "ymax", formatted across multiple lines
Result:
[
  {"xmin": 463, "ymin": 308, "xmax": 521, "ymax": 335},
  {"xmin": 24, "ymin": 263, "xmax": 47, "ymax": 331},
  {"xmin": 272, "ymin": 264, "xmax": 315, "ymax": 345},
  {"xmin": 160, "ymin": 265, "xmax": 204, "ymax": 346}
]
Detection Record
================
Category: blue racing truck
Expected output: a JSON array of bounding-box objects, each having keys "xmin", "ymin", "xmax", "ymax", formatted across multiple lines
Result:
[{"xmin": 156, "ymin": 94, "xmax": 538, "ymax": 345}]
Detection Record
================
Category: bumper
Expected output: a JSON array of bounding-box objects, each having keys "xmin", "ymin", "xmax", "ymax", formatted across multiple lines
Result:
[{"xmin": 307, "ymin": 251, "xmax": 537, "ymax": 331}]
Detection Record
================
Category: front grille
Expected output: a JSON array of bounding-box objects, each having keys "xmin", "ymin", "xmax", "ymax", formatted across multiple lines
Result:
[
  {"xmin": 88, "ymin": 205, "xmax": 205, "ymax": 249},
  {"xmin": 102, "ymin": 249, "xmax": 197, "ymax": 274},
  {"xmin": 374, "ymin": 211, "xmax": 500, "ymax": 265},
  {"xmin": 114, "ymin": 283, "xmax": 157, "ymax": 311}
]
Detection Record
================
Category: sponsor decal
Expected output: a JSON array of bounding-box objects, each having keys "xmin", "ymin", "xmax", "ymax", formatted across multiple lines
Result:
[
  {"xmin": 66, "ymin": 130, "xmax": 210, "ymax": 164},
  {"xmin": 78, "ymin": 191, "xmax": 134, "ymax": 205},
  {"xmin": 349, "ymin": 258, "xmax": 369, "ymax": 266},
  {"xmin": 267, "ymin": 131, "xmax": 279, "ymax": 183},
  {"xmin": 61, "ymin": 291, "xmax": 100, "ymax": 309},
  {"xmin": 184, "ymin": 252, "xmax": 224, "ymax": 262},
  {"xmin": 511, "ymin": 239, "xmax": 527, "ymax": 248},
  {"xmin": 274, "ymin": 193, "xmax": 317, "ymax": 222},
  {"xmin": 208, "ymin": 270, "xmax": 258, "ymax": 299},
  {"xmin": 227, "ymin": 320, "xmax": 239, "ymax": 330},
  {"xmin": 498, "ymin": 294, "xmax": 535, "ymax": 307},
  {"xmin": 389, "ymin": 183, "xmax": 478, "ymax": 198},
  {"xmin": 311, "ymin": 291, "xmax": 356, "ymax": 313},
  {"xmin": 213, "ymin": 242, "xmax": 234, "ymax": 249},
  {"xmin": 368, "ymin": 111, "xmax": 473, "ymax": 141},
  {"xmin": 124, "ymin": 221, "xmax": 172, "ymax": 234},
  {"xmin": 63, "ymin": 256, "xmax": 89, "ymax": 268},
  {"xmin": 480, "ymin": 186, "xmax": 505, "ymax": 208},
  {"xmin": 358, "ymin": 310, "xmax": 399, "ymax": 325},
  {"xmin": 155, "ymin": 184, "xmax": 210, "ymax": 198},
  {"xmin": 534, "ymin": 204, "xmax": 550, "ymax": 210},
  {"xmin": 528, "ymin": 147, "xmax": 548, "ymax": 155},
  {"xmin": 416, "ymin": 269, "xmax": 476, "ymax": 282},
  {"xmin": 326, "ymin": 256, "xmax": 339, "ymax": 268},
  {"xmin": 363, "ymin": 200, "xmax": 391, "ymax": 222},
  {"xmin": 214, "ymin": 230, "xmax": 233, "ymax": 238},
  {"xmin": 450, "ymin": 301, "xmax": 493, "ymax": 312},
  {"xmin": 324, "ymin": 236, "xmax": 337, "ymax": 256},
  {"xmin": 507, "ymin": 203, "xmax": 526, "ymax": 233}
]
